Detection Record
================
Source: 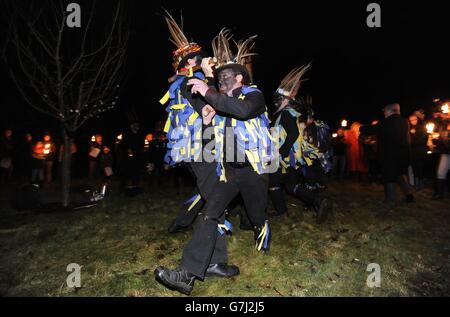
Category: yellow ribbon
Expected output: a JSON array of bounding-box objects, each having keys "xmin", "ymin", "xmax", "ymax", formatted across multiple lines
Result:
[
  {"xmin": 159, "ymin": 91, "xmax": 170, "ymax": 105},
  {"xmin": 163, "ymin": 117, "xmax": 171, "ymax": 133},
  {"xmin": 170, "ymin": 103, "xmax": 187, "ymax": 110},
  {"xmin": 256, "ymin": 223, "xmax": 268, "ymax": 251},
  {"xmin": 218, "ymin": 223, "xmax": 231, "ymax": 231},
  {"xmin": 187, "ymin": 194, "xmax": 202, "ymax": 212}
]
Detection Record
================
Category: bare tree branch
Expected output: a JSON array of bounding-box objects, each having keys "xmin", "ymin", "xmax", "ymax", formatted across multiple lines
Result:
[{"xmin": 2, "ymin": 0, "xmax": 128, "ymax": 131}]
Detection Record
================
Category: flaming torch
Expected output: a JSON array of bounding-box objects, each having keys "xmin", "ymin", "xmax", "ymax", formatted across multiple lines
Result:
[
  {"xmin": 144, "ymin": 133, "xmax": 153, "ymax": 149},
  {"xmin": 441, "ymin": 103, "xmax": 449, "ymax": 114},
  {"xmin": 426, "ymin": 122, "xmax": 438, "ymax": 153},
  {"xmin": 341, "ymin": 120, "xmax": 348, "ymax": 128},
  {"xmin": 43, "ymin": 143, "xmax": 51, "ymax": 155}
]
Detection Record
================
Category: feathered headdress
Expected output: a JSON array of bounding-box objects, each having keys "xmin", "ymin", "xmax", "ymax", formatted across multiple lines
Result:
[
  {"xmin": 212, "ymin": 28, "xmax": 257, "ymax": 84},
  {"xmin": 276, "ymin": 63, "xmax": 311, "ymax": 99},
  {"xmin": 211, "ymin": 29, "xmax": 233, "ymax": 67},
  {"xmin": 164, "ymin": 11, "xmax": 203, "ymax": 71}
]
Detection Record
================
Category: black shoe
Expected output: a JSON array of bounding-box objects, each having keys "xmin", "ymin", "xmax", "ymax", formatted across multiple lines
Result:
[
  {"xmin": 432, "ymin": 179, "xmax": 446, "ymax": 200},
  {"xmin": 316, "ymin": 198, "xmax": 331, "ymax": 224},
  {"xmin": 205, "ymin": 263, "xmax": 240, "ymax": 278},
  {"xmin": 154, "ymin": 266, "xmax": 195, "ymax": 295},
  {"xmin": 168, "ymin": 221, "xmax": 190, "ymax": 234}
]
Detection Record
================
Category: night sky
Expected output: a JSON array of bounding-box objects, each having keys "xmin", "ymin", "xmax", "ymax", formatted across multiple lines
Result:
[{"xmin": 1, "ymin": 0, "xmax": 449, "ymax": 141}]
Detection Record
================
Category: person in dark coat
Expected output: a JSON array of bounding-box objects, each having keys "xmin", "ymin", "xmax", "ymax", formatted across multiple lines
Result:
[
  {"xmin": 331, "ymin": 128, "xmax": 347, "ymax": 179},
  {"xmin": 119, "ymin": 122, "xmax": 145, "ymax": 193},
  {"xmin": 88, "ymin": 134, "xmax": 104, "ymax": 180},
  {"xmin": 146, "ymin": 130, "xmax": 168, "ymax": 187},
  {"xmin": 360, "ymin": 103, "xmax": 414, "ymax": 203},
  {"xmin": 15, "ymin": 133, "xmax": 34, "ymax": 183},
  {"xmin": 431, "ymin": 111, "xmax": 450, "ymax": 199},
  {"xmin": 99, "ymin": 145, "xmax": 114, "ymax": 184},
  {"xmin": 408, "ymin": 113, "xmax": 428, "ymax": 190}
]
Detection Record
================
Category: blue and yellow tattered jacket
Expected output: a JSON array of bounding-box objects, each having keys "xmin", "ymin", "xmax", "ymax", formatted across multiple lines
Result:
[
  {"xmin": 208, "ymin": 86, "xmax": 277, "ymax": 182},
  {"xmin": 160, "ymin": 81, "xmax": 277, "ymax": 181},
  {"xmin": 159, "ymin": 70, "xmax": 204, "ymax": 165},
  {"xmin": 274, "ymin": 108, "xmax": 331, "ymax": 173}
]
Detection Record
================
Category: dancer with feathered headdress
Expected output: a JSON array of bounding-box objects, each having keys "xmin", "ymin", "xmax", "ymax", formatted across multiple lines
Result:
[
  {"xmin": 155, "ymin": 28, "xmax": 275, "ymax": 295},
  {"xmin": 269, "ymin": 64, "xmax": 333, "ymax": 223},
  {"xmin": 158, "ymin": 11, "xmax": 220, "ymax": 241}
]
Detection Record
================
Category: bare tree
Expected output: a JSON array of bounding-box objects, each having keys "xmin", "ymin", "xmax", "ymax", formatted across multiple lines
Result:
[{"xmin": 1, "ymin": 0, "xmax": 129, "ymax": 207}]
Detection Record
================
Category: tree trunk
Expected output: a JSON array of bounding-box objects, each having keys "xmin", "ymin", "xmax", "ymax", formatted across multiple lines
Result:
[{"xmin": 61, "ymin": 127, "xmax": 72, "ymax": 208}]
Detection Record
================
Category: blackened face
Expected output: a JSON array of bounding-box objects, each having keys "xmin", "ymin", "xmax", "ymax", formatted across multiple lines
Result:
[
  {"xmin": 217, "ymin": 69, "xmax": 238, "ymax": 93},
  {"xmin": 274, "ymin": 95, "xmax": 282, "ymax": 108}
]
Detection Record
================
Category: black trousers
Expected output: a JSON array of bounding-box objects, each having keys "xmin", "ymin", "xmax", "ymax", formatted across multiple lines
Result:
[
  {"xmin": 411, "ymin": 157, "xmax": 426, "ymax": 179},
  {"xmin": 170, "ymin": 162, "xmax": 219, "ymax": 228},
  {"xmin": 119, "ymin": 156, "xmax": 142, "ymax": 189},
  {"xmin": 269, "ymin": 164, "xmax": 327, "ymax": 214},
  {"xmin": 180, "ymin": 165, "xmax": 269, "ymax": 278},
  {"xmin": 268, "ymin": 167, "xmax": 300, "ymax": 215}
]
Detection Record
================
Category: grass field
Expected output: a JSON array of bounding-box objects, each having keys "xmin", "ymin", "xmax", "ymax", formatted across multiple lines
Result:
[{"xmin": 0, "ymin": 179, "xmax": 449, "ymax": 297}]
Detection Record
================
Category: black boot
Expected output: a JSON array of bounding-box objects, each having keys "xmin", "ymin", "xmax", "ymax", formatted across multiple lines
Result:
[
  {"xmin": 432, "ymin": 179, "xmax": 446, "ymax": 200},
  {"xmin": 205, "ymin": 263, "xmax": 240, "ymax": 278},
  {"xmin": 315, "ymin": 197, "xmax": 332, "ymax": 224},
  {"xmin": 292, "ymin": 184, "xmax": 330, "ymax": 223},
  {"xmin": 168, "ymin": 220, "xmax": 191, "ymax": 234},
  {"xmin": 268, "ymin": 188, "xmax": 288, "ymax": 218},
  {"xmin": 154, "ymin": 266, "xmax": 196, "ymax": 295},
  {"xmin": 416, "ymin": 178, "xmax": 424, "ymax": 191},
  {"xmin": 254, "ymin": 221, "xmax": 271, "ymax": 252},
  {"xmin": 383, "ymin": 183, "xmax": 397, "ymax": 204},
  {"xmin": 414, "ymin": 177, "xmax": 425, "ymax": 191}
]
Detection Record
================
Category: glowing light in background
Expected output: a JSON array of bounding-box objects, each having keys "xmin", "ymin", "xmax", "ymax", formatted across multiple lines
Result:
[
  {"xmin": 43, "ymin": 143, "xmax": 51, "ymax": 155},
  {"xmin": 426, "ymin": 122, "xmax": 435, "ymax": 134}
]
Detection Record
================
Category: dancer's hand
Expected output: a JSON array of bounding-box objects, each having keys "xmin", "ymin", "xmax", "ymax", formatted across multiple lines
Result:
[
  {"xmin": 188, "ymin": 78, "xmax": 209, "ymax": 96},
  {"xmin": 201, "ymin": 57, "xmax": 214, "ymax": 77},
  {"xmin": 202, "ymin": 104, "xmax": 216, "ymax": 125}
]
